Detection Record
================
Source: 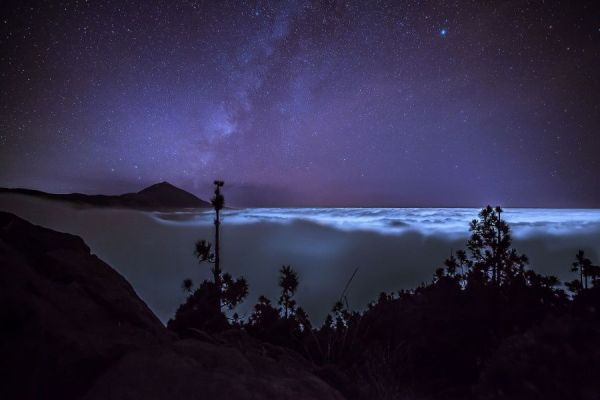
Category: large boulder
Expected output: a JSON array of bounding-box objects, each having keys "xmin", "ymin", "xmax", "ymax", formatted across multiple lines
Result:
[{"xmin": 0, "ymin": 212, "xmax": 343, "ymax": 399}]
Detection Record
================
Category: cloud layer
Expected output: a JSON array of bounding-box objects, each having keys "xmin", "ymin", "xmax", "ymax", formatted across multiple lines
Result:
[{"xmin": 2, "ymin": 195, "xmax": 599, "ymax": 324}]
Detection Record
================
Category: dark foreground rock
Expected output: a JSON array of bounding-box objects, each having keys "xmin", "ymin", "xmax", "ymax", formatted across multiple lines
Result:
[{"xmin": 0, "ymin": 212, "xmax": 343, "ymax": 400}]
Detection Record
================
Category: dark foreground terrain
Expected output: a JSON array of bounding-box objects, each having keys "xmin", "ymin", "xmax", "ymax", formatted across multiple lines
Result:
[
  {"xmin": 2, "ymin": 207, "xmax": 600, "ymax": 400},
  {"xmin": 0, "ymin": 212, "xmax": 342, "ymax": 400}
]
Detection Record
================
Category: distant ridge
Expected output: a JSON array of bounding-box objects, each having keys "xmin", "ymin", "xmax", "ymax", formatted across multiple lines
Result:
[{"xmin": 0, "ymin": 181, "xmax": 211, "ymax": 210}]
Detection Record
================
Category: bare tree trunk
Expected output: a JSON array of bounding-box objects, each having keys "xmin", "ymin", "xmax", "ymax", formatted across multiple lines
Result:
[
  {"xmin": 212, "ymin": 181, "xmax": 224, "ymax": 311},
  {"xmin": 214, "ymin": 207, "xmax": 222, "ymax": 303},
  {"xmin": 496, "ymin": 211, "xmax": 501, "ymax": 285}
]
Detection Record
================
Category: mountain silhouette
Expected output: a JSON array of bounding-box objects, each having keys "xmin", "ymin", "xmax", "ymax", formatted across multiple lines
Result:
[
  {"xmin": 0, "ymin": 181, "xmax": 210, "ymax": 210},
  {"xmin": 122, "ymin": 181, "xmax": 211, "ymax": 208}
]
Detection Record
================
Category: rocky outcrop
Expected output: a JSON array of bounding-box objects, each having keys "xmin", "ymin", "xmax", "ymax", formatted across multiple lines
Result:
[{"xmin": 0, "ymin": 212, "xmax": 344, "ymax": 400}]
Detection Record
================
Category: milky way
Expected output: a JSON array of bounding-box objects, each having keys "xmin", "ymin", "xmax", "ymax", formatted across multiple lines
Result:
[{"xmin": 1, "ymin": 1, "xmax": 599, "ymax": 207}]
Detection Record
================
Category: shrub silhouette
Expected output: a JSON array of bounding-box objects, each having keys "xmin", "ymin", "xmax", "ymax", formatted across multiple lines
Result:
[
  {"xmin": 246, "ymin": 265, "xmax": 310, "ymax": 352},
  {"xmin": 181, "ymin": 277, "xmax": 193, "ymax": 294},
  {"xmin": 168, "ymin": 280, "xmax": 228, "ymax": 334}
]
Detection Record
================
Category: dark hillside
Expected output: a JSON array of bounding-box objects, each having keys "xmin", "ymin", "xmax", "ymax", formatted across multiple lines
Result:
[{"xmin": 0, "ymin": 211, "xmax": 343, "ymax": 400}]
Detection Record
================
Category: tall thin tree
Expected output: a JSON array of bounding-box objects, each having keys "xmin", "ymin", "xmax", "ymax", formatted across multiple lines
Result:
[
  {"xmin": 212, "ymin": 180, "xmax": 225, "ymax": 299},
  {"xmin": 279, "ymin": 265, "xmax": 299, "ymax": 319}
]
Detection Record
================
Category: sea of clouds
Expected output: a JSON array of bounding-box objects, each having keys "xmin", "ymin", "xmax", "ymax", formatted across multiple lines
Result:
[
  {"xmin": 153, "ymin": 207, "xmax": 600, "ymax": 237},
  {"xmin": 2, "ymin": 194, "xmax": 600, "ymax": 324}
]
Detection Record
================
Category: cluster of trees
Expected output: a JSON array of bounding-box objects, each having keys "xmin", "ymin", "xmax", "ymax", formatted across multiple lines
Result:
[
  {"xmin": 168, "ymin": 186, "xmax": 600, "ymax": 400},
  {"xmin": 567, "ymin": 249, "xmax": 600, "ymax": 293}
]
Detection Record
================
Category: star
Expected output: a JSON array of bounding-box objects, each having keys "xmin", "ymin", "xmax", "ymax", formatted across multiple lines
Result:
[{"xmin": 0, "ymin": 1, "xmax": 597, "ymax": 207}]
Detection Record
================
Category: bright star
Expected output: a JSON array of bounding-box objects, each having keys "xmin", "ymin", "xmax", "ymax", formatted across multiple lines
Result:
[{"xmin": 440, "ymin": 28, "xmax": 448, "ymax": 37}]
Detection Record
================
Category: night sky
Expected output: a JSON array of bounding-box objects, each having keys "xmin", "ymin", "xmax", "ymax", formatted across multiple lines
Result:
[{"xmin": 1, "ymin": 1, "xmax": 599, "ymax": 207}]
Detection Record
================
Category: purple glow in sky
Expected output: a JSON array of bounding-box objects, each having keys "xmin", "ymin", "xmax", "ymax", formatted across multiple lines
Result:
[{"xmin": 1, "ymin": 1, "xmax": 599, "ymax": 207}]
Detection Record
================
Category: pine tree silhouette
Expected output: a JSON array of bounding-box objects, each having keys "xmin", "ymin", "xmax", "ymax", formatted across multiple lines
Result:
[
  {"xmin": 181, "ymin": 278, "xmax": 193, "ymax": 294},
  {"xmin": 444, "ymin": 205, "xmax": 529, "ymax": 287},
  {"xmin": 278, "ymin": 265, "xmax": 299, "ymax": 319}
]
